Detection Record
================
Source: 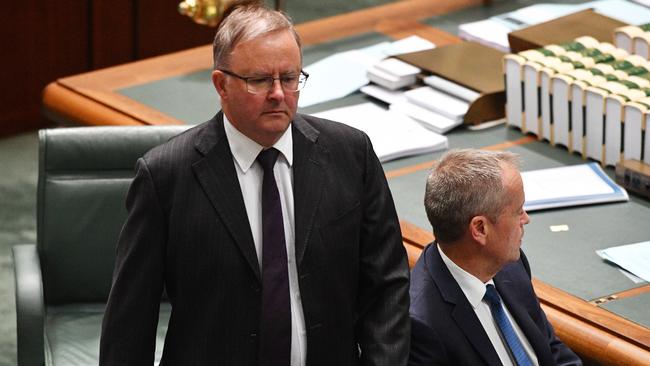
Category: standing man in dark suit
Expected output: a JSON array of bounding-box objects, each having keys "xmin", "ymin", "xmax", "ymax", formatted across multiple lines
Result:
[
  {"xmin": 409, "ymin": 149, "xmax": 581, "ymax": 366},
  {"xmin": 99, "ymin": 1, "xmax": 410, "ymax": 365}
]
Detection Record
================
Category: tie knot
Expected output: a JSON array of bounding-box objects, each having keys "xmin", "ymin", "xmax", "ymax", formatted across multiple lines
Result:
[
  {"xmin": 484, "ymin": 284, "xmax": 502, "ymax": 307},
  {"xmin": 257, "ymin": 148, "xmax": 280, "ymax": 173}
]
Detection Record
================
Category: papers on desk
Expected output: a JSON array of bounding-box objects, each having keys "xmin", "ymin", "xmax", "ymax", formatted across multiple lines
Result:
[
  {"xmin": 313, "ymin": 102, "xmax": 448, "ymax": 162},
  {"xmin": 522, "ymin": 163, "xmax": 629, "ymax": 211},
  {"xmin": 459, "ymin": 0, "xmax": 650, "ymax": 51},
  {"xmin": 597, "ymin": 241, "xmax": 650, "ymax": 283},
  {"xmin": 360, "ymin": 84, "xmax": 469, "ymax": 134},
  {"xmin": 367, "ymin": 58, "xmax": 421, "ymax": 90},
  {"xmin": 359, "ymin": 84, "xmax": 407, "ymax": 105},
  {"xmin": 389, "ymin": 101, "xmax": 461, "ymax": 135},
  {"xmin": 458, "ymin": 19, "xmax": 514, "ymax": 52},
  {"xmin": 299, "ymin": 36, "xmax": 434, "ymax": 107}
]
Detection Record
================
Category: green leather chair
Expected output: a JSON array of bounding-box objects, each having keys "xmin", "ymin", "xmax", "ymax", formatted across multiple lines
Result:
[{"xmin": 13, "ymin": 126, "xmax": 189, "ymax": 366}]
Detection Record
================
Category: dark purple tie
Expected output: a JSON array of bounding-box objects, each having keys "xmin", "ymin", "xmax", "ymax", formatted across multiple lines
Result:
[{"xmin": 257, "ymin": 148, "xmax": 291, "ymax": 366}]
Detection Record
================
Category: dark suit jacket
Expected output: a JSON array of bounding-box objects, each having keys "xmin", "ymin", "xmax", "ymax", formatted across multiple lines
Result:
[
  {"xmin": 409, "ymin": 243, "xmax": 581, "ymax": 366},
  {"xmin": 99, "ymin": 112, "xmax": 410, "ymax": 365}
]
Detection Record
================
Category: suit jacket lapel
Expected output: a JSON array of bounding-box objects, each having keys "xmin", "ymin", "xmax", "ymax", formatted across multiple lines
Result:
[
  {"xmin": 427, "ymin": 245, "xmax": 502, "ymax": 366},
  {"xmin": 192, "ymin": 113, "xmax": 260, "ymax": 282},
  {"xmin": 292, "ymin": 115, "xmax": 325, "ymax": 265},
  {"xmin": 495, "ymin": 275, "xmax": 553, "ymax": 365}
]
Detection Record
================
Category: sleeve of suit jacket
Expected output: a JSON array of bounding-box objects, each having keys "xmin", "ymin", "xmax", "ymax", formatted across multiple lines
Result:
[
  {"xmin": 356, "ymin": 134, "xmax": 411, "ymax": 366},
  {"xmin": 99, "ymin": 157, "xmax": 166, "ymax": 365}
]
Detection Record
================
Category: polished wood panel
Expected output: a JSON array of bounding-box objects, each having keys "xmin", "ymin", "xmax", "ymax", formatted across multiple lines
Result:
[
  {"xmin": 1, "ymin": 0, "xmax": 89, "ymax": 136},
  {"xmin": 92, "ymin": 1, "xmax": 135, "ymax": 68},
  {"xmin": 136, "ymin": 0, "xmax": 216, "ymax": 59}
]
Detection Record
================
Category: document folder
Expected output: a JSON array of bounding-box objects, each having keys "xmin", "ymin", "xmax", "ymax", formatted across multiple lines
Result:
[{"xmin": 508, "ymin": 9, "xmax": 627, "ymax": 53}]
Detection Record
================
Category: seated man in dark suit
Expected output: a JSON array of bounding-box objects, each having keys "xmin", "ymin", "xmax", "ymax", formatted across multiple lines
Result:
[{"xmin": 409, "ymin": 149, "xmax": 581, "ymax": 366}]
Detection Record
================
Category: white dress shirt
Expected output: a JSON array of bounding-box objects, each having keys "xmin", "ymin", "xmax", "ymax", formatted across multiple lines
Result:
[
  {"xmin": 438, "ymin": 244, "xmax": 539, "ymax": 366},
  {"xmin": 224, "ymin": 116, "xmax": 306, "ymax": 366}
]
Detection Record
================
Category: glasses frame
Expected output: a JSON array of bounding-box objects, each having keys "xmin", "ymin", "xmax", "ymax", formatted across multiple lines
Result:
[{"xmin": 219, "ymin": 69, "xmax": 309, "ymax": 94}]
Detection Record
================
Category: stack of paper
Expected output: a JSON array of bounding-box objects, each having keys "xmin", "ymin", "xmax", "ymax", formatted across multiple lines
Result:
[
  {"xmin": 404, "ymin": 86, "xmax": 468, "ymax": 121},
  {"xmin": 313, "ymin": 102, "xmax": 448, "ymax": 162},
  {"xmin": 522, "ymin": 163, "xmax": 629, "ymax": 211},
  {"xmin": 381, "ymin": 86, "xmax": 468, "ymax": 134},
  {"xmin": 423, "ymin": 75, "xmax": 480, "ymax": 103},
  {"xmin": 359, "ymin": 84, "xmax": 407, "ymax": 105},
  {"xmin": 367, "ymin": 58, "xmax": 421, "ymax": 90},
  {"xmin": 299, "ymin": 35, "xmax": 434, "ymax": 108},
  {"xmin": 360, "ymin": 81, "xmax": 471, "ymax": 134},
  {"xmin": 388, "ymin": 101, "xmax": 460, "ymax": 134}
]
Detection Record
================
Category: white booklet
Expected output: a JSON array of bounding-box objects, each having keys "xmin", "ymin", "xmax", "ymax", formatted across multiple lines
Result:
[
  {"xmin": 313, "ymin": 102, "xmax": 448, "ymax": 162},
  {"xmin": 522, "ymin": 163, "xmax": 629, "ymax": 211}
]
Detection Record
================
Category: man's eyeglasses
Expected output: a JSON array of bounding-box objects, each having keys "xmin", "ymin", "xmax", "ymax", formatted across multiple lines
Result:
[{"xmin": 219, "ymin": 69, "xmax": 309, "ymax": 94}]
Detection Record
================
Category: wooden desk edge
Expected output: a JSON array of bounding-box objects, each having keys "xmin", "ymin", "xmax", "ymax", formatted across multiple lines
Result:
[
  {"xmin": 42, "ymin": 83, "xmax": 147, "ymax": 126},
  {"xmin": 399, "ymin": 221, "xmax": 650, "ymax": 363}
]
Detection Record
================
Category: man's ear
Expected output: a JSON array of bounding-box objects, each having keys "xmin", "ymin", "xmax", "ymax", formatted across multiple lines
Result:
[
  {"xmin": 212, "ymin": 70, "xmax": 227, "ymax": 99},
  {"xmin": 469, "ymin": 215, "xmax": 489, "ymax": 247}
]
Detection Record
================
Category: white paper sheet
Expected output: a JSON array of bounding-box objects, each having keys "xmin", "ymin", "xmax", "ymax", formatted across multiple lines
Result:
[
  {"xmin": 597, "ymin": 241, "xmax": 650, "ymax": 282},
  {"xmin": 313, "ymin": 102, "xmax": 448, "ymax": 162},
  {"xmin": 389, "ymin": 101, "xmax": 462, "ymax": 134},
  {"xmin": 360, "ymin": 84, "xmax": 408, "ymax": 105}
]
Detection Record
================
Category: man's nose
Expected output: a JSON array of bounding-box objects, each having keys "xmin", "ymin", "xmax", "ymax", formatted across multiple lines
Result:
[{"xmin": 267, "ymin": 79, "xmax": 285, "ymax": 100}]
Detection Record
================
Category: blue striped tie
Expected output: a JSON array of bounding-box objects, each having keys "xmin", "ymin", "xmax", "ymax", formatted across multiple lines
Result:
[{"xmin": 484, "ymin": 284, "xmax": 533, "ymax": 366}]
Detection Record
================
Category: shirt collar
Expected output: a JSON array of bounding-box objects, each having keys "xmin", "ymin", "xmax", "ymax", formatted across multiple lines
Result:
[
  {"xmin": 223, "ymin": 114, "xmax": 293, "ymax": 173},
  {"xmin": 437, "ymin": 243, "xmax": 493, "ymax": 309}
]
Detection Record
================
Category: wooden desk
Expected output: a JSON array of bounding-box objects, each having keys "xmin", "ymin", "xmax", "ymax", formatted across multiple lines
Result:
[
  {"xmin": 42, "ymin": 0, "xmax": 650, "ymax": 364},
  {"xmin": 43, "ymin": 0, "xmax": 472, "ymax": 127}
]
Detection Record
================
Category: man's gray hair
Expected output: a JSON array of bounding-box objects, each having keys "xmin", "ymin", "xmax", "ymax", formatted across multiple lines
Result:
[
  {"xmin": 212, "ymin": 0, "xmax": 302, "ymax": 70},
  {"xmin": 424, "ymin": 149, "xmax": 520, "ymax": 243}
]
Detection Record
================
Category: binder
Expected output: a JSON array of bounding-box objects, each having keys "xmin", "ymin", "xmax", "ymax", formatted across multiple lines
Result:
[
  {"xmin": 396, "ymin": 41, "xmax": 505, "ymax": 125},
  {"xmin": 571, "ymin": 80, "xmax": 589, "ymax": 156},
  {"xmin": 551, "ymin": 73, "xmax": 573, "ymax": 148},
  {"xmin": 623, "ymin": 99, "xmax": 649, "ymax": 162},
  {"xmin": 507, "ymin": 9, "xmax": 626, "ymax": 53},
  {"xmin": 504, "ymin": 54, "xmax": 526, "ymax": 130},
  {"xmin": 614, "ymin": 25, "xmax": 642, "ymax": 53},
  {"xmin": 633, "ymin": 33, "xmax": 650, "ymax": 59},
  {"xmin": 605, "ymin": 88, "xmax": 649, "ymax": 167}
]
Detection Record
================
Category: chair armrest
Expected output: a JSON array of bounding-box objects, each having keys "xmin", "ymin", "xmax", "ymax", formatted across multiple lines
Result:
[{"xmin": 13, "ymin": 244, "xmax": 44, "ymax": 366}]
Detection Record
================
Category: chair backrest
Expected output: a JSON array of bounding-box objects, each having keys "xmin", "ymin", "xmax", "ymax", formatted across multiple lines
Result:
[{"xmin": 37, "ymin": 126, "xmax": 190, "ymax": 305}]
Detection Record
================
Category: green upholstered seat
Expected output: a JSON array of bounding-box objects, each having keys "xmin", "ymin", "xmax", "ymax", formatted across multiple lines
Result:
[{"xmin": 13, "ymin": 126, "xmax": 189, "ymax": 366}]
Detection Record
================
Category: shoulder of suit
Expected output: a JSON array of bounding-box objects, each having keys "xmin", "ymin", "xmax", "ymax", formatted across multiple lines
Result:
[
  {"xmin": 142, "ymin": 119, "xmax": 212, "ymax": 166},
  {"xmin": 297, "ymin": 112, "xmax": 367, "ymax": 141}
]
